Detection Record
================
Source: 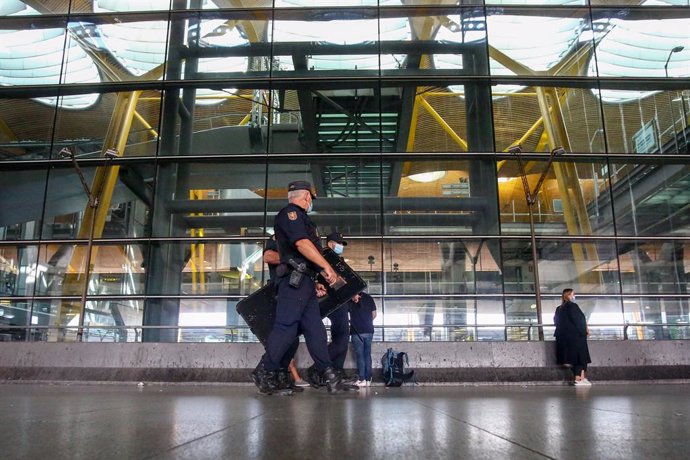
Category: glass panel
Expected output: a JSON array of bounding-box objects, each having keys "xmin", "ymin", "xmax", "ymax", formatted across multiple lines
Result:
[
  {"xmin": 180, "ymin": 298, "xmax": 251, "ymax": 343},
  {"xmin": 0, "ymin": 95, "xmax": 59, "ymax": 161},
  {"xmin": 498, "ymin": 159, "xmax": 614, "ymax": 236},
  {"xmin": 599, "ymin": 89, "xmax": 689, "ymax": 154},
  {"xmin": 381, "ymin": 296, "xmax": 505, "ymax": 342},
  {"xmin": 385, "ymin": 159, "xmax": 498, "ymax": 236},
  {"xmin": 486, "ymin": 1, "xmax": 586, "ymax": 4},
  {"xmin": 0, "ymin": 168, "xmax": 46, "ymax": 240},
  {"xmin": 67, "ymin": 11, "xmax": 172, "ymax": 83},
  {"xmin": 145, "ymin": 240, "xmax": 265, "ymax": 296},
  {"xmin": 590, "ymin": 0, "xmax": 690, "ymax": 5},
  {"xmin": 330, "ymin": 238, "xmax": 382, "ymax": 295},
  {"xmin": 623, "ymin": 297, "xmax": 690, "ymax": 340},
  {"xmin": 51, "ymin": 91, "xmax": 162, "ymax": 159},
  {"xmin": 150, "ymin": 161, "xmax": 267, "ymax": 238},
  {"xmin": 618, "ymin": 240, "xmax": 690, "ymax": 295},
  {"xmin": 0, "ymin": 244, "xmax": 39, "ymax": 296},
  {"xmin": 537, "ymin": 239, "xmax": 620, "ymax": 294},
  {"xmin": 590, "ymin": 7, "xmax": 690, "ymax": 81},
  {"xmin": 268, "ymin": 85, "xmax": 384, "ymax": 154},
  {"xmin": 80, "ymin": 298, "xmax": 144, "ymax": 343},
  {"xmin": 178, "ymin": 8, "xmax": 269, "ymax": 90},
  {"xmin": 501, "ymin": 240, "xmax": 536, "ymax": 293},
  {"xmin": 493, "ymin": 85, "xmax": 605, "ymax": 154},
  {"xmin": 91, "ymin": 0, "xmax": 172, "ymax": 13},
  {"xmin": 503, "ymin": 239, "xmax": 620, "ymax": 294},
  {"xmin": 384, "ymin": 239, "xmax": 502, "ymax": 295},
  {"xmin": 266, "ymin": 158, "xmax": 383, "ymax": 236},
  {"xmin": 41, "ymin": 162, "xmax": 151, "ymax": 239},
  {"xmin": 0, "ymin": 20, "xmax": 64, "ymax": 161},
  {"xmin": 610, "ymin": 163, "xmax": 690, "ymax": 236},
  {"xmin": 486, "ymin": 4, "xmax": 590, "ymax": 79},
  {"xmin": 0, "ymin": 300, "xmax": 34, "ymax": 342},
  {"xmin": 0, "ymin": 1, "xmax": 54, "ymax": 15},
  {"xmin": 504, "ymin": 296, "xmax": 539, "ymax": 341}
]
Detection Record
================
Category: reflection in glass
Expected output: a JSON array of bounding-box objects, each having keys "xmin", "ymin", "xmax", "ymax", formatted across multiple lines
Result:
[
  {"xmin": 0, "ymin": 244, "xmax": 39, "ymax": 297},
  {"xmin": 387, "ymin": 159, "xmax": 498, "ymax": 235},
  {"xmin": 610, "ymin": 163, "xmax": 690, "ymax": 236},
  {"xmin": 42, "ymin": 164, "xmax": 150, "ymax": 240},
  {"xmin": 503, "ymin": 239, "xmax": 619, "ymax": 294},
  {"xmin": 623, "ymin": 297, "xmax": 690, "ymax": 340},
  {"xmin": 384, "ymin": 239, "xmax": 502, "ymax": 295},
  {"xmin": 618, "ymin": 240, "xmax": 690, "ymax": 295},
  {"xmin": 381, "ymin": 297, "xmax": 506, "ymax": 342},
  {"xmin": 145, "ymin": 241, "xmax": 264, "ymax": 296},
  {"xmin": 498, "ymin": 159, "xmax": 613, "ymax": 236},
  {"xmin": 267, "ymin": 159, "xmax": 383, "ymax": 236}
]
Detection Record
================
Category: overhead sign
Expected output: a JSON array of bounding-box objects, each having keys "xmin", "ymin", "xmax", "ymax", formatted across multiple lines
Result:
[{"xmin": 632, "ymin": 120, "xmax": 659, "ymax": 154}]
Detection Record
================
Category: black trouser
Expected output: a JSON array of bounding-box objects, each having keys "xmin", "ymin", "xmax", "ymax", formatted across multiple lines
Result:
[
  {"xmin": 263, "ymin": 277, "xmax": 332, "ymax": 372},
  {"xmin": 573, "ymin": 363, "xmax": 587, "ymax": 377},
  {"xmin": 327, "ymin": 306, "xmax": 349, "ymax": 370}
]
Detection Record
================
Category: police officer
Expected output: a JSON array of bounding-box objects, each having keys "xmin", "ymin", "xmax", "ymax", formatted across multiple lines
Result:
[
  {"xmin": 255, "ymin": 235, "xmax": 304, "ymax": 393},
  {"xmin": 324, "ymin": 232, "xmax": 353, "ymax": 376},
  {"xmin": 257, "ymin": 180, "xmax": 344, "ymax": 394},
  {"xmin": 263, "ymin": 235, "xmax": 280, "ymax": 281}
]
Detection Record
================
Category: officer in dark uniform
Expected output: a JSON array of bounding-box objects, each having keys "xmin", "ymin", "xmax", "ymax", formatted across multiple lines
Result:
[
  {"xmin": 263, "ymin": 235, "xmax": 280, "ymax": 281},
  {"xmin": 257, "ymin": 180, "xmax": 344, "ymax": 394},
  {"xmin": 324, "ymin": 232, "xmax": 352, "ymax": 374},
  {"xmin": 254, "ymin": 234, "xmax": 304, "ymax": 393}
]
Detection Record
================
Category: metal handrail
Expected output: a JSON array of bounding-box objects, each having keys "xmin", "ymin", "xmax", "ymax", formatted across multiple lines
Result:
[{"xmin": 1, "ymin": 322, "xmax": 688, "ymax": 342}]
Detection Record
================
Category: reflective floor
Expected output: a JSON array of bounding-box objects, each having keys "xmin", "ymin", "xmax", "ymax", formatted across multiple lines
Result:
[{"xmin": 0, "ymin": 383, "xmax": 688, "ymax": 460}]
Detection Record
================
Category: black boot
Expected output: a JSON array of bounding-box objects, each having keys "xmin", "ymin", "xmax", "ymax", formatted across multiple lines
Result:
[
  {"xmin": 278, "ymin": 368, "xmax": 303, "ymax": 393},
  {"xmin": 321, "ymin": 366, "xmax": 344, "ymax": 394},
  {"xmin": 258, "ymin": 370, "xmax": 293, "ymax": 396},
  {"xmin": 336, "ymin": 369, "xmax": 360, "ymax": 390},
  {"xmin": 307, "ymin": 364, "xmax": 325, "ymax": 388}
]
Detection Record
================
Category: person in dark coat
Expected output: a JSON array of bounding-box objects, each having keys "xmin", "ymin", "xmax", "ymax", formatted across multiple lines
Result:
[{"xmin": 554, "ymin": 288, "xmax": 592, "ymax": 385}]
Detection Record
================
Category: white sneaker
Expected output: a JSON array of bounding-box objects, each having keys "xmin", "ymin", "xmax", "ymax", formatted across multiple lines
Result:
[
  {"xmin": 574, "ymin": 379, "xmax": 592, "ymax": 386},
  {"xmin": 355, "ymin": 379, "xmax": 366, "ymax": 387},
  {"xmin": 366, "ymin": 380, "xmax": 372, "ymax": 387}
]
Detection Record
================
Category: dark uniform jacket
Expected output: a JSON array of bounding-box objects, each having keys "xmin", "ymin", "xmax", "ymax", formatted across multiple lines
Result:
[
  {"xmin": 554, "ymin": 300, "xmax": 591, "ymax": 366},
  {"xmin": 274, "ymin": 202, "xmax": 323, "ymax": 274}
]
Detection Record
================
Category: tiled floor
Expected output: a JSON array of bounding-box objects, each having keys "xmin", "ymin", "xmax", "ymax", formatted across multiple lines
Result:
[{"xmin": 0, "ymin": 382, "xmax": 688, "ymax": 459}]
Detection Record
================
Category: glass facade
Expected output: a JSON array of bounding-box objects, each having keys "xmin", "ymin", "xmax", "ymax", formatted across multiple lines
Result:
[{"xmin": 1, "ymin": 1, "xmax": 689, "ymax": 343}]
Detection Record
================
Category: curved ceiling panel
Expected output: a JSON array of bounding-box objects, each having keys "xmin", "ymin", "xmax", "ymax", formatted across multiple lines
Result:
[
  {"xmin": 0, "ymin": 4, "xmax": 100, "ymax": 109},
  {"xmin": 590, "ymin": 0, "xmax": 690, "ymax": 103}
]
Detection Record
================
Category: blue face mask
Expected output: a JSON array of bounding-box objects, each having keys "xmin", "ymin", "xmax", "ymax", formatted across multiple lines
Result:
[
  {"xmin": 334, "ymin": 243, "xmax": 344, "ymax": 255},
  {"xmin": 306, "ymin": 199, "xmax": 313, "ymax": 213}
]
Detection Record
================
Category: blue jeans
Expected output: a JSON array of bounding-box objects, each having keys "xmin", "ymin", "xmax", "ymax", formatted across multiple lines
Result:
[{"xmin": 351, "ymin": 333, "xmax": 374, "ymax": 380}]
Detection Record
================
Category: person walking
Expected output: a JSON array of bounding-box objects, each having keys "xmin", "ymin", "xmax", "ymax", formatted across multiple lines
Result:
[{"xmin": 554, "ymin": 288, "xmax": 592, "ymax": 386}]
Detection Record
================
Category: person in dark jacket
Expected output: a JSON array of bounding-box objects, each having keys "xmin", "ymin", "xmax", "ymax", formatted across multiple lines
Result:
[
  {"xmin": 554, "ymin": 288, "xmax": 592, "ymax": 386},
  {"xmin": 348, "ymin": 291, "xmax": 377, "ymax": 386}
]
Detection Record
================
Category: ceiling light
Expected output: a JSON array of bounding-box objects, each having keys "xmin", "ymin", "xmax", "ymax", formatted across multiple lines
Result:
[{"xmin": 408, "ymin": 171, "xmax": 446, "ymax": 183}]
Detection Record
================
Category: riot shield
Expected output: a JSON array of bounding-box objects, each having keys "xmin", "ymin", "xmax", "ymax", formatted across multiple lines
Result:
[{"xmin": 235, "ymin": 248, "xmax": 367, "ymax": 345}]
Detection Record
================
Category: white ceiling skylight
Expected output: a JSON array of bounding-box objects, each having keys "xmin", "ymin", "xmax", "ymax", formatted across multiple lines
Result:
[
  {"xmin": 590, "ymin": 0, "xmax": 690, "ymax": 103},
  {"xmin": 439, "ymin": 0, "xmax": 586, "ymax": 96},
  {"xmin": 95, "ymin": 0, "xmax": 248, "ymax": 105},
  {"xmin": 0, "ymin": 2, "xmax": 100, "ymax": 109},
  {"xmin": 272, "ymin": 0, "xmax": 409, "ymax": 71}
]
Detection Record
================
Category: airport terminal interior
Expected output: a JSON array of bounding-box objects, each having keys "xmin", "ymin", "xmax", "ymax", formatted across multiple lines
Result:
[
  {"xmin": 1, "ymin": 1, "xmax": 690, "ymax": 458},
  {"xmin": 0, "ymin": 0, "xmax": 689, "ymax": 345}
]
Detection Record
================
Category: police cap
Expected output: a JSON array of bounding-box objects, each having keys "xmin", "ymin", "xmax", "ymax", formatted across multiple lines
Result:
[
  {"xmin": 287, "ymin": 180, "xmax": 317, "ymax": 199},
  {"xmin": 326, "ymin": 231, "xmax": 347, "ymax": 246}
]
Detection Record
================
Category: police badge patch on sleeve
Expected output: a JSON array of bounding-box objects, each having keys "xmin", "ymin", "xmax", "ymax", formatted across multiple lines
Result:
[{"xmin": 288, "ymin": 211, "xmax": 297, "ymax": 221}]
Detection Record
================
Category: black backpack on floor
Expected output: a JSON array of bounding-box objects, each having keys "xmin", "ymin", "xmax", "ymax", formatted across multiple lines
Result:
[{"xmin": 381, "ymin": 348, "xmax": 415, "ymax": 387}]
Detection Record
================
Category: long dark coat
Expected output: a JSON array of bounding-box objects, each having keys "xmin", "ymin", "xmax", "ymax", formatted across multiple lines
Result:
[{"xmin": 554, "ymin": 301, "xmax": 591, "ymax": 366}]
